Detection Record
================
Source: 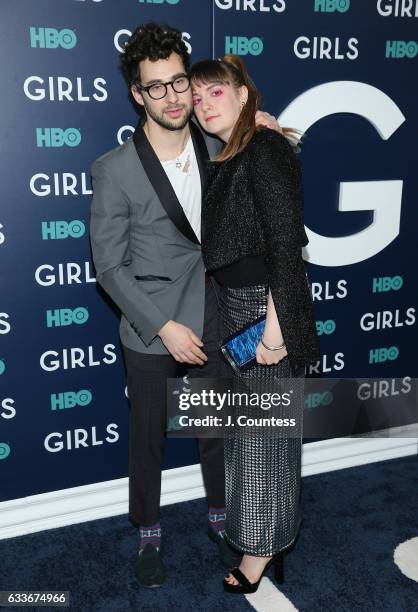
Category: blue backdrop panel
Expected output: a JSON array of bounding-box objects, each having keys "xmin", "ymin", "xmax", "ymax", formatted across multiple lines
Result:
[{"xmin": 0, "ymin": 0, "xmax": 417, "ymax": 504}]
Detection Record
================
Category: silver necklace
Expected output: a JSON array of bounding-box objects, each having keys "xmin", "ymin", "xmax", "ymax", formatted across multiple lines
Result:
[
  {"xmin": 147, "ymin": 122, "xmax": 191, "ymax": 173},
  {"xmin": 175, "ymin": 153, "xmax": 191, "ymax": 173}
]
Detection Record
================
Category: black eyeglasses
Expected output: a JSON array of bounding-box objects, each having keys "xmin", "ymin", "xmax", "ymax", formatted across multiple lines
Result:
[{"xmin": 136, "ymin": 75, "xmax": 191, "ymax": 100}]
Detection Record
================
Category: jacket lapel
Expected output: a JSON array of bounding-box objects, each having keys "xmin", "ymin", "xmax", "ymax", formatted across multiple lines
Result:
[{"xmin": 132, "ymin": 121, "xmax": 201, "ymax": 245}]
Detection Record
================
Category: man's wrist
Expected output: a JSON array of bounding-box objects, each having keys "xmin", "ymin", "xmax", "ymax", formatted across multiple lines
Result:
[{"xmin": 158, "ymin": 319, "xmax": 172, "ymax": 336}]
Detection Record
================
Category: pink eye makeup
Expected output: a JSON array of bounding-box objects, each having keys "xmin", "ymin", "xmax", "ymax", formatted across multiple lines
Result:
[{"xmin": 191, "ymin": 84, "xmax": 224, "ymax": 106}]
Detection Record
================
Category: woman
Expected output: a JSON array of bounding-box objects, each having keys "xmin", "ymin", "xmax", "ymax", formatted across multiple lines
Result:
[{"xmin": 190, "ymin": 55, "xmax": 320, "ymax": 594}]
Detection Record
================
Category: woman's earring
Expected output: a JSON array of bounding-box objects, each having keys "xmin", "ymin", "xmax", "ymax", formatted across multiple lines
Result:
[{"xmin": 241, "ymin": 100, "xmax": 246, "ymax": 108}]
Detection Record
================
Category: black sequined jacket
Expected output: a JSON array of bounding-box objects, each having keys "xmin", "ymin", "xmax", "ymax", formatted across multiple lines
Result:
[{"xmin": 202, "ymin": 127, "xmax": 320, "ymax": 370}]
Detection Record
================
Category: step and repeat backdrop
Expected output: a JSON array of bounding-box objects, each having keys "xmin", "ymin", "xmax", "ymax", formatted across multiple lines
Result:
[{"xmin": 0, "ymin": 0, "xmax": 417, "ymax": 503}]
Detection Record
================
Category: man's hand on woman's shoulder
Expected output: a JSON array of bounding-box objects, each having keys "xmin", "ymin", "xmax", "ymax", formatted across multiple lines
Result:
[{"xmin": 254, "ymin": 111, "xmax": 283, "ymax": 134}]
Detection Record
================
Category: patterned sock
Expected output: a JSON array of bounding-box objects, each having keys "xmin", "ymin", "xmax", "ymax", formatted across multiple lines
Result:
[
  {"xmin": 139, "ymin": 521, "xmax": 161, "ymax": 553},
  {"xmin": 208, "ymin": 506, "xmax": 226, "ymax": 538}
]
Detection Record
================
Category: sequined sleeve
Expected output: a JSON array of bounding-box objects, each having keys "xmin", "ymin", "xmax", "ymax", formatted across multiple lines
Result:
[{"xmin": 251, "ymin": 129, "xmax": 320, "ymax": 369}]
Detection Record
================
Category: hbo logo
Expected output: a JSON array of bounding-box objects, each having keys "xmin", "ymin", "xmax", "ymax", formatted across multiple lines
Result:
[
  {"xmin": 225, "ymin": 36, "xmax": 263, "ymax": 56},
  {"xmin": 314, "ymin": 0, "xmax": 350, "ymax": 11},
  {"xmin": 46, "ymin": 307, "xmax": 89, "ymax": 328},
  {"xmin": 51, "ymin": 389, "xmax": 92, "ymax": 410},
  {"xmin": 372, "ymin": 275, "xmax": 403, "ymax": 293},
  {"xmin": 386, "ymin": 40, "xmax": 418, "ymax": 58},
  {"xmin": 369, "ymin": 346, "xmax": 399, "ymax": 364},
  {"xmin": 316, "ymin": 320, "xmax": 336, "ymax": 335},
  {"xmin": 305, "ymin": 391, "xmax": 333, "ymax": 409},
  {"xmin": 36, "ymin": 128, "xmax": 81, "ymax": 148},
  {"xmin": 30, "ymin": 27, "xmax": 77, "ymax": 49},
  {"xmin": 42, "ymin": 220, "xmax": 85, "ymax": 240}
]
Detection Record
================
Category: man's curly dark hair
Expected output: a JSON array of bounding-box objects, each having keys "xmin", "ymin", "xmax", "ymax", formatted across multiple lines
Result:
[{"xmin": 121, "ymin": 22, "xmax": 190, "ymax": 86}]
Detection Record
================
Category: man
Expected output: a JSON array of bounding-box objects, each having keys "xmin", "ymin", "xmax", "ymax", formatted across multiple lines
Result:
[{"xmin": 90, "ymin": 22, "xmax": 279, "ymax": 587}]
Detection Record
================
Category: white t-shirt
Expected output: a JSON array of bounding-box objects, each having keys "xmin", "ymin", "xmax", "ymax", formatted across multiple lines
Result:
[{"xmin": 160, "ymin": 136, "xmax": 201, "ymax": 242}]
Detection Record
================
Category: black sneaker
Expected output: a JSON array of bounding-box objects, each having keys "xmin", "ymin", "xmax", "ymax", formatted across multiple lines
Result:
[
  {"xmin": 207, "ymin": 524, "xmax": 242, "ymax": 569},
  {"xmin": 134, "ymin": 543, "xmax": 166, "ymax": 587}
]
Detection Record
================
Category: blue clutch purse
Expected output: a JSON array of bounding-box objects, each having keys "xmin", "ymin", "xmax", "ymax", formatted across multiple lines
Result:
[{"xmin": 220, "ymin": 315, "xmax": 266, "ymax": 374}]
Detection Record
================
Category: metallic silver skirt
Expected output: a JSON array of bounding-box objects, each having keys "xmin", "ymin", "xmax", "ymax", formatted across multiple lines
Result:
[{"xmin": 219, "ymin": 284, "xmax": 304, "ymax": 556}]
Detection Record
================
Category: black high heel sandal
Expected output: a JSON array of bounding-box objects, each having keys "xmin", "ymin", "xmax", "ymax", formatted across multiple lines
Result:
[{"xmin": 223, "ymin": 550, "xmax": 285, "ymax": 594}]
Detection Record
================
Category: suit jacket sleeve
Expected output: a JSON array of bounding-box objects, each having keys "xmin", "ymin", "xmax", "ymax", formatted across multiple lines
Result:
[
  {"xmin": 90, "ymin": 159, "xmax": 169, "ymax": 346},
  {"xmin": 251, "ymin": 130, "xmax": 320, "ymax": 368}
]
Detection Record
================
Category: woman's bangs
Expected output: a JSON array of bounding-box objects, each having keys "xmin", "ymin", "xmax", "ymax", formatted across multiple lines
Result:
[{"xmin": 190, "ymin": 60, "xmax": 230, "ymax": 87}]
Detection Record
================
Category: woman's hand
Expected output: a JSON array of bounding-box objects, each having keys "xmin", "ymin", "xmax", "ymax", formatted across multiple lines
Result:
[{"xmin": 255, "ymin": 340, "xmax": 288, "ymax": 365}]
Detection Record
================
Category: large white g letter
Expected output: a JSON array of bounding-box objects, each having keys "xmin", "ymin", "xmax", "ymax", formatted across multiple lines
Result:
[{"xmin": 279, "ymin": 81, "xmax": 405, "ymax": 266}]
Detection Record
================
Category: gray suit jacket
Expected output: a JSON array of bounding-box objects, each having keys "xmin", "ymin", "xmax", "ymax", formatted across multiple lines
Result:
[{"xmin": 90, "ymin": 120, "xmax": 221, "ymax": 355}]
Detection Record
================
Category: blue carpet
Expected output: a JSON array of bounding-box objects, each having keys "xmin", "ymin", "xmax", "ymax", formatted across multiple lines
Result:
[{"xmin": 0, "ymin": 454, "xmax": 417, "ymax": 611}]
